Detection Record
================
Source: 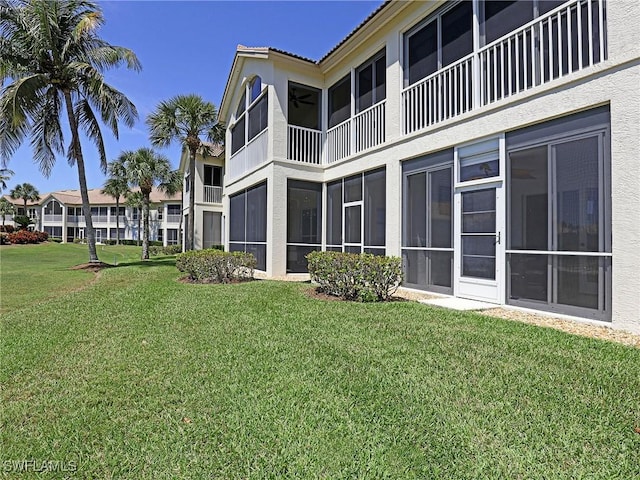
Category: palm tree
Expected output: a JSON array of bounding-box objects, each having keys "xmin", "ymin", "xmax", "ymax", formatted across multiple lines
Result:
[
  {"xmin": 125, "ymin": 191, "xmax": 144, "ymax": 247},
  {"xmin": 0, "ymin": 0, "xmax": 141, "ymax": 263},
  {"xmin": 102, "ymin": 160, "xmax": 128, "ymax": 245},
  {"xmin": 0, "ymin": 197, "xmax": 15, "ymax": 226},
  {"xmin": 0, "ymin": 168, "xmax": 14, "ymax": 192},
  {"xmin": 9, "ymin": 182, "xmax": 40, "ymax": 212},
  {"xmin": 146, "ymin": 94, "xmax": 223, "ymax": 251},
  {"xmin": 119, "ymin": 148, "xmax": 181, "ymax": 259}
]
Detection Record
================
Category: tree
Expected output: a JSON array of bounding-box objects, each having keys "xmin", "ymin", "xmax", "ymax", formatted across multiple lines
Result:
[
  {"xmin": 125, "ymin": 191, "xmax": 143, "ymax": 247},
  {"xmin": 101, "ymin": 159, "xmax": 128, "ymax": 245},
  {"xmin": 9, "ymin": 182, "xmax": 39, "ymax": 212},
  {"xmin": 0, "ymin": 0, "xmax": 140, "ymax": 263},
  {"xmin": 146, "ymin": 94, "xmax": 223, "ymax": 251},
  {"xmin": 0, "ymin": 197, "xmax": 15, "ymax": 225},
  {"xmin": 119, "ymin": 148, "xmax": 181, "ymax": 259},
  {"xmin": 0, "ymin": 167, "xmax": 14, "ymax": 192}
]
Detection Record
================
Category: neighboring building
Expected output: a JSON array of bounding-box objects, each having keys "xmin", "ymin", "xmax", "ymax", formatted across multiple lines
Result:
[
  {"xmin": 179, "ymin": 142, "xmax": 225, "ymax": 250},
  {"xmin": 195, "ymin": 0, "xmax": 639, "ymax": 333},
  {"xmin": 3, "ymin": 188, "xmax": 183, "ymax": 246}
]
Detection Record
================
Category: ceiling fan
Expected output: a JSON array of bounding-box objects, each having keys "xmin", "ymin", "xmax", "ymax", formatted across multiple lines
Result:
[{"xmin": 289, "ymin": 88, "xmax": 315, "ymax": 108}]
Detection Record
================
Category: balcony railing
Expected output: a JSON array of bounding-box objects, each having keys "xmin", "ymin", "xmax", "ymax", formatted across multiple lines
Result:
[
  {"xmin": 327, "ymin": 119, "xmax": 351, "ymax": 164},
  {"xmin": 229, "ymin": 129, "xmax": 268, "ymax": 181},
  {"xmin": 403, "ymin": 0, "xmax": 607, "ymax": 134},
  {"xmin": 203, "ymin": 185, "xmax": 223, "ymax": 203},
  {"xmin": 166, "ymin": 214, "xmax": 182, "ymax": 224},
  {"xmin": 354, "ymin": 100, "xmax": 386, "ymax": 153},
  {"xmin": 92, "ymin": 215, "xmax": 108, "ymax": 223},
  {"xmin": 287, "ymin": 125, "xmax": 322, "ymax": 164},
  {"xmin": 43, "ymin": 214, "xmax": 63, "ymax": 222}
]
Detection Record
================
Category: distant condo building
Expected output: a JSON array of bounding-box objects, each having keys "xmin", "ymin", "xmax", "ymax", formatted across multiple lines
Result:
[{"xmin": 2, "ymin": 188, "xmax": 182, "ymax": 246}]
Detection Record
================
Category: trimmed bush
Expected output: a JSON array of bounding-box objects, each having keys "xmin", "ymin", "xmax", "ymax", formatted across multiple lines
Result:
[
  {"xmin": 0, "ymin": 232, "xmax": 8, "ymax": 245},
  {"xmin": 0, "ymin": 225, "xmax": 15, "ymax": 233},
  {"xmin": 306, "ymin": 251, "xmax": 402, "ymax": 302},
  {"xmin": 176, "ymin": 250, "xmax": 256, "ymax": 283},
  {"xmin": 149, "ymin": 245, "xmax": 182, "ymax": 256},
  {"xmin": 6, "ymin": 230, "xmax": 49, "ymax": 244}
]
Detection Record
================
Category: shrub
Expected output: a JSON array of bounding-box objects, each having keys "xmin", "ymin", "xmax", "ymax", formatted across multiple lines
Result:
[
  {"xmin": 149, "ymin": 244, "xmax": 182, "ymax": 256},
  {"xmin": 176, "ymin": 250, "xmax": 256, "ymax": 283},
  {"xmin": 6, "ymin": 230, "xmax": 49, "ymax": 244},
  {"xmin": 0, "ymin": 225, "xmax": 15, "ymax": 233},
  {"xmin": 306, "ymin": 251, "xmax": 402, "ymax": 302},
  {"xmin": 13, "ymin": 215, "xmax": 33, "ymax": 230},
  {"xmin": 0, "ymin": 232, "xmax": 8, "ymax": 245}
]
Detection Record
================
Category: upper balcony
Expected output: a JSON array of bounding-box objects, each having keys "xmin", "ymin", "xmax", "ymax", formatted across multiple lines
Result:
[{"xmin": 226, "ymin": 0, "xmax": 607, "ymax": 176}]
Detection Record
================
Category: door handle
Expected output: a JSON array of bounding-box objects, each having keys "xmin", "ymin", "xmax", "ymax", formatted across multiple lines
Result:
[{"xmin": 494, "ymin": 232, "xmax": 501, "ymax": 245}]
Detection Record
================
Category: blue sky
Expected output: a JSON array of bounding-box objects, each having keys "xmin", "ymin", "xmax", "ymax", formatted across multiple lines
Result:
[{"xmin": 4, "ymin": 0, "xmax": 381, "ymax": 195}]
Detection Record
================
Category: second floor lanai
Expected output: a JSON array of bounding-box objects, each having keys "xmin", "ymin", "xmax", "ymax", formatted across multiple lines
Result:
[{"xmin": 221, "ymin": 0, "xmax": 614, "ymax": 181}]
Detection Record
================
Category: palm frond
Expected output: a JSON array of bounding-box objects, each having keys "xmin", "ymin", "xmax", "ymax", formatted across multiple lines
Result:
[
  {"xmin": 30, "ymin": 86, "xmax": 64, "ymax": 177},
  {"xmin": 74, "ymin": 97, "xmax": 107, "ymax": 171}
]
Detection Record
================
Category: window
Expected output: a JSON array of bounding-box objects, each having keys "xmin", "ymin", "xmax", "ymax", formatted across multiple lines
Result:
[
  {"xmin": 287, "ymin": 180, "xmax": 322, "ymax": 273},
  {"xmin": 110, "ymin": 206, "xmax": 125, "ymax": 216},
  {"xmin": 167, "ymin": 204, "xmax": 181, "ymax": 216},
  {"xmin": 288, "ymin": 82, "xmax": 321, "ymax": 130},
  {"xmin": 402, "ymin": 149, "xmax": 453, "ymax": 293},
  {"xmin": 230, "ymin": 76, "xmax": 267, "ymax": 155},
  {"xmin": 229, "ymin": 182, "xmax": 267, "ymax": 270},
  {"xmin": 356, "ymin": 50, "xmax": 386, "ymax": 112},
  {"xmin": 326, "ymin": 168, "xmax": 386, "ymax": 255},
  {"xmin": 167, "ymin": 228, "xmax": 179, "ymax": 245},
  {"xmin": 507, "ymin": 107, "xmax": 611, "ymax": 320},
  {"xmin": 44, "ymin": 226, "xmax": 62, "ymax": 239},
  {"xmin": 204, "ymin": 165, "xmax": 222, "ymax": 187},
  {"xmin": 328, "ymin": 75, "xmax": 351, "ymax": 128},
  {"xmin": 405, "ymin": 1, "xmax": 473, "ymax": 86},
  {"xmin": 44, "ymin": 200, "xmax": 62, "ymax": 215}
]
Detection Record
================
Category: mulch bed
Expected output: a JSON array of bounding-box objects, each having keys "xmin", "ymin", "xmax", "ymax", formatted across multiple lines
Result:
[{"xmin": 70, "ymin": 262, "xmax": 113, "ymax": 273}]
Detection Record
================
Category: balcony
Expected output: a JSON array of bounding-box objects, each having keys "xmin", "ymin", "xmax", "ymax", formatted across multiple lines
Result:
[
  {"xmin": 289, "ymin": 100, "xmax": 386, "ymax": 165},
  {"xmin": 166, "ymin": 214, "xmax": 182, "ymax": 224},
  {"xmin": 402, "ymin": 0, "xmax": 607, "ymax": 134},
  {"xmin": 203, "ymin": 185, "xmax": 223, "ymax": 203},
  {"xmin": 229, "ymin": 129, "xmax": 268, "ymax": 181},
  {"xmin": 43, "ymin": 214, "xmax": 63, "ymax": 222}
]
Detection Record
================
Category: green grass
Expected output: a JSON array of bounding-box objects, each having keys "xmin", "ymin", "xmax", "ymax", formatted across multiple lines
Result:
[
  {"xmin": 0, "ymin": 243, "xmax": 142, "ymax": 313},
  {"xmin": 1, "ymin": 244, "xmax": 639, "ymax": 479}
]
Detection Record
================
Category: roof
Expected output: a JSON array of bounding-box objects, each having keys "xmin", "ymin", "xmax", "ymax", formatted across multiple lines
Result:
[
  {"xmin": 220, "ymin": 1, "xmax": 392, "ymax": 119},
  {"xmin": 3, "ymin": 187, "xmax": 181, "ymax": 207},
  {"xmin": 178, "ymin": 142, "xmax": 225, "ymax": 174}
]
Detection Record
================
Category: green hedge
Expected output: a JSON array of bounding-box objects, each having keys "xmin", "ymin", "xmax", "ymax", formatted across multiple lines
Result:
[
  {"xmin": 175, "ymin": 250, "xmax": 256, "ymax": 283},
  {"xmin": 306, "ymin": 251, "xmax": 402, "ymax": 302},
  {"xmin": 149, "ymin": 245, "xmax": 182, "ymax": 256}
]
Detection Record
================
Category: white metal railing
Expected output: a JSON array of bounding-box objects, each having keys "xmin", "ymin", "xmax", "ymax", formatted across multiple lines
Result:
[
  {"xmin": 403, "ymin": 53, "xmax": 474, "ymax": 134},
  {"xmin": 479, "ymin": 0, "xmax": 607, "ymax": 105},
  {"xmin": 203, "ymin": 185, "xmax": 223, "ymax": 203},
  {"xmin": 287, "ymin": 125, "xmax": 323, "ymax": 164},
  {"xmin": 403, "ymin": 0, "xmax": 607, "ymax": 134},
  {"xmin": 92, "ymin": 215, "xmax": 108, "ymax": 223},
  {"xmin": 229, "ymin": 129, "xmax": 268, "ymax": 180},
  {"xmin": 327, "ymin": 119, "xmax": 351, "ymax": 164},
  {"xmin": 354, "ymin": 100, "xmax": 386, "ymax": 153},
  {"xmin": 43, "ymin": 214, "xmax": 63, "ymax": 222},
  {"xmin": 166, "ymin": 214, "xmax": 182, "ymax": 224}
]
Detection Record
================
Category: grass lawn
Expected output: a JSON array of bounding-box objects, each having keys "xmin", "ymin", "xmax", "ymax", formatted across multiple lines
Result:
[{"xmin": 1, "ymin": 244, "xmax": 639, "ymax": 478}]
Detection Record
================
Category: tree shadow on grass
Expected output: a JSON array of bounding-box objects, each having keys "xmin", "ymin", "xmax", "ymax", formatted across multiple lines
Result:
[{"xmin": 114, "ymin": 257, "xmax": 177, "ymax": 268}]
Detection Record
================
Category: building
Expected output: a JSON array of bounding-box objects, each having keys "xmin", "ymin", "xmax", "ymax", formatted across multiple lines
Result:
[
  {"xmin": 193, "ymin": 0, "xmax": 640, "ymax": 333},
  {"xmin": 3, "ymin": 187, "xmax": 183, "ymax": 246},
  {"xmin": 178, "ymin": 143, "xmax": 225, "ymax": 250}
]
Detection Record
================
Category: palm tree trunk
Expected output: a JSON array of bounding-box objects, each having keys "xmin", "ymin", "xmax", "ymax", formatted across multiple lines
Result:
[
  {"xmin": 187, "ymin": 147, "xmax": 196, "ymax": 251},
  {"xmin": 63, "ymin": 90, "xmax": 99, "ymax": 263},
  {"xmin": 142, "ymin": 193, "xmax": 150, "ymax": 260}
]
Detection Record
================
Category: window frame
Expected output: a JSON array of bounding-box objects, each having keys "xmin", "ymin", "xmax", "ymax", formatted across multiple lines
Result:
[{"xmin": 356, "ymin": 49, "xmax": 386, "ymax": 113}]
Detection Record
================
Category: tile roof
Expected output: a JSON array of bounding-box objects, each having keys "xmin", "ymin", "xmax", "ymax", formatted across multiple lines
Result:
[{"xmin": 3, "ymin": 187, "xmax": 181, "ymax": 207}]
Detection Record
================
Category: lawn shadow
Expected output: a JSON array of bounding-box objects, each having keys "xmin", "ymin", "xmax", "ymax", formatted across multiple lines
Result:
[{"xmin": 114, "ymin": 257, "xmax": 177, "ymax": 268}]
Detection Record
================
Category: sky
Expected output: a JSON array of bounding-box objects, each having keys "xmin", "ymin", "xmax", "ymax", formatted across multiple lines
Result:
[{"xmin": 4, "ymin": 0, "xmax": 382, "ymax": 195}]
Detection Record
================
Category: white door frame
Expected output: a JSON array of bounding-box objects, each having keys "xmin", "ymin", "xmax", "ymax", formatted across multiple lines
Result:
[
  {"xmin": 453, "ymin": 135, "xmax": 506, "ymax": 304},
  {"xmin": 343, "ymin": 200, "xmax": 363, "ymax": 253}
]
